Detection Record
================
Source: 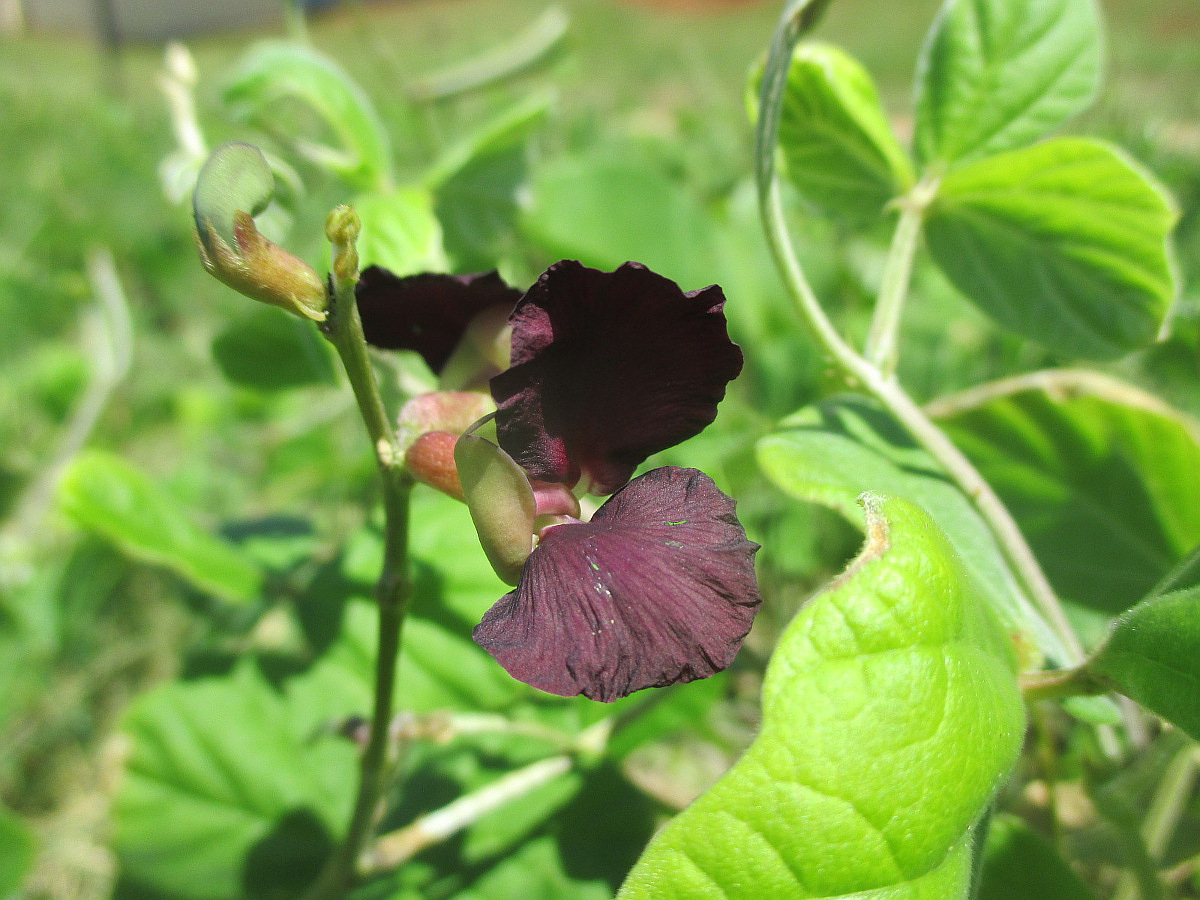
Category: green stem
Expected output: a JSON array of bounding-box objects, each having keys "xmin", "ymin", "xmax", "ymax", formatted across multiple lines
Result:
[
  {"xmin": 305, "ymin": 208, "xmax": 414, "ymax": 899},
  {"xmin": 753, "ymin": 3, "xmax": 1084, "ymax": 668},
  {"xmin": 863, "ymin": 187, "xmax": 931, "ymax": 375},
  {"xmin": 759, "ymin": 170, "xmax": 1085, "ymax": 667},
  {"xmin": 1020, "ymin": 667, "xmax": 1102, "ymax": 704}
]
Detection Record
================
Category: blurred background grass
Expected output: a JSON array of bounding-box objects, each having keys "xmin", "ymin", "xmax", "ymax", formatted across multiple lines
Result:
[{"xmin": 0, "ymin": 0, "xmax": 1197, "ymax": 896}]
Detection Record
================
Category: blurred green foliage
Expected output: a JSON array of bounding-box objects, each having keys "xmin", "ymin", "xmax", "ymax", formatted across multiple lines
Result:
[{"xmin": 1, "ymin": 0, "xmax": 1198, "ymax": 896}]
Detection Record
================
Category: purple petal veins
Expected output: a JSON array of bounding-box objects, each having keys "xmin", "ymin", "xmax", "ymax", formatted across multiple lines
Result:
[
  {"xmin": 473, "ymin": 466, "xmax": 762, "ymax": 702},
  {"xmin": 355, "ymin": 267, "xmax": 520, "ymax": 374},
  {"xmin": 490, "ymin": 261, "xmax": 744, "ymax": 494}
]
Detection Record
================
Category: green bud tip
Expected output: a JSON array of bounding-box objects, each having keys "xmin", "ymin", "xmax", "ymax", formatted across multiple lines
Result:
[{"xmin": 325, "ymin": 205, "xmax": 361, "ymax": 245}]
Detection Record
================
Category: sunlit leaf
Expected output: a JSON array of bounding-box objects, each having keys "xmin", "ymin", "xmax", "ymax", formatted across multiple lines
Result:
[
  {"xmin": 355, "ymin": 187, "xmax": 449, "ymax": 276},
  {"xmin": 925, "ymin": 138, "xmax": 1178, "ymax": 359},
  {"xmin": 1087, "ymin": 587, "xmax": 1200, "ymax": 739},
  {"xmin": 59, "ymin": 451, "xmax": 262, "ymax": 604},
  {"xmin": 427, "ymin": 95, "xmax": 551, "ymax": 271},
  {"xmin": 223, "ymin": 42, "xmax": 392, "ymax": 191},
  {"xmin": 757, "ymin": 397, "xmax": 1062, "ymax": 666},
  {"xmin": 765, "ymin": 41, "xmax": 913, "ymax": 224},
  {"xmin": 936, "ymin": 380, "xmax": 1200, "ymax": 615},
  {"xmin": 520, "ymin": 150, "xmax": 717, "ymax": 289},
  {"xmin": 914, "ymin": 0, "xmax": 1102, "ymax": 166},
  {"xmin": 619, "ymin": 494, "xmax": 1024, "ymax": 898},
  {"xmin": 113, "ymin": 663, "xmax": 355, "ymax": 900}
]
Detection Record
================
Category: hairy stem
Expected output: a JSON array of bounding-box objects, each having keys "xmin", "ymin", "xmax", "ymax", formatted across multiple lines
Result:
[
  {"xmin": 305, "ymin": 208, "xmax": 414, "ymax": 899},
  {"xmin": 1020, "ymin": 667, "xmax": 1103, "ymax": 704}
]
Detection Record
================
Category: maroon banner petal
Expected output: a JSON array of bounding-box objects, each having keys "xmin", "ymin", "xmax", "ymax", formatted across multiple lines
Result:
[
  {"xmin": 491, "ymin": 261, "xmax": 743, "ymax": 494},
  {"xmin": 355, "ymin": 267, "xmax": 520, "ymax": 374},
  {"xmin": 473, "ymin": 467, "xmax": 761, "ymax": 702}
]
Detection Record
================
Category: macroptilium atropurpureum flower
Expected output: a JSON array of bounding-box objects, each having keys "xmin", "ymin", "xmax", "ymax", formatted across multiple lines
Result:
[{"xmin": 357, "ymin": 260, "xmax": 762, "ymax": 702}]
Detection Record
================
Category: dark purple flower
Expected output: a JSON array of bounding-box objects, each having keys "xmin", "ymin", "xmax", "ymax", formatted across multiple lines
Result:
[
  {"xmin": 355, "ymin": 266, "xmax": 520, "ymax": 376},
  {"xmin": 490, "ymin": 261, "xmax": 744, "ymax": 495},
  {"xmin": 473, "ymin": 466, "xmax": 761, "ymax": 702},
  {"xmin": 357, "ymin": 257, "xmax": 760, "ymax": 701}
]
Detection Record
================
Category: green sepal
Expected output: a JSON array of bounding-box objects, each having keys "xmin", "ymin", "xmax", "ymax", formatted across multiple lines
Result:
[{"xmin": 456, "ymin": 433, "xmax": 535, "ymax": 585}]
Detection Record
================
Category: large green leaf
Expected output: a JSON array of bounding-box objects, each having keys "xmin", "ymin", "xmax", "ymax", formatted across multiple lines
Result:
[
  {"xmin": 58, "ymin": 451, "xmax": 262, "ymax": 604},
  {"xmin": 913, "ymin": 0, "xmax": 1102, "ymax": 166},
  {"xmin": 618, "ymin": 494, "xmax": 1024, "ymax": 898},
  {"xmin": 355, "ymin": 187, "xmax": 449, "ymax": 276},
  {"xmin": 756, "ymin": 397, "xmax": 1064, "ymax": 665},
  {"xmin": 1086, "ymin": 587, "xmax": 1200, "ymax": 740},
  {"xmin": 768, "ymin": 41, "xmax": 913, "ymax": 224},
  {"xmin": 223, "ymin": 42, "xmax": 392, "ymax": 191},
  {"xmin": 925, "ymin": 138, "xmax": 1178, "ymax": 359},
  {"xmin": 113, "ymin": 663, "xmax": 356, "ymax": 899},
  {"xmin": 211, "ymin": 305, "xmax": 336, "ymax": 392},
  {"xmin": 520, "ymin": 150, "xmax": 717, "ymax": 289},
  {"xmin": 427, "ymin": 94, "xmax": 551, "ymax": 271},
  {"xmin": 977, "ymin": 814, "xmax": 1097, "ymax": 900},
  {"xmin": 936, "ymin": 380, "xmax": 1200, "ymax": 615},
  {"xmin": 286, "ymin": 602, "xmax": 527, "ymax": 737}
]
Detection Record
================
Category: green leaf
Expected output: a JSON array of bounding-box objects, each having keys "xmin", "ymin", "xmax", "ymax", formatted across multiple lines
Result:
[
  {"xmin": 212, "ymin": 305, "xmax": 336, "ymax": 391},
  {"xmin": 977, "ymin": 814, "xmax": 1097, "ymax": 900},
  {"xmin": 925, "ymin": 138, "xmax": 1178, "ymax": 359},
  {"xmin": 619, "ymin": 494, "xmax": 1024, "ymax": 899},
  {"xmin": 355, "ymin": 187, "xmax": 449, "ymax": 276},
  {"xmin": 605, "ymin": 675, "xmax": 727, "ymax": 760},
  {"xmin": 113, "ymin": 663, "xmax": 356, "ymax": 900},
  {"xmin": 427, "ymin": 94, "xmax": 551, "ymax": 271},
  {"xmin": 753, "ymin": 0, "xmax": 837, "ymax": 202},
  {"xmin": 936, "ymin": 379, "xmax": 1200, "ymax": 615},
  {"xmin": 1087, "ymin": 587, "xmax": 1200, "ymax": 739},
  {"xmin": 520, "ymin": 150, "xmax": 718, "ymax": 288},
  {"xmin": 0, "ymin": 804, "xmax": 35, "ymax": 896},
  {"xmin": 913, "ymin": 0, "xmax": 1102, "ymax": 166},
  {"xmin": 756, "ymin": 397, "xmax": 1064, "ymax": 666},
  {"xmin": 766, "ymin": 41, "xmax": 913, "ymax": 224},
  {"xmin": 223, "ymin": 42, "xmax": 392, "ymax": 191},
  {"xmin": 59, "ymin": 451, "xmax": 262, "ymax": 604}
]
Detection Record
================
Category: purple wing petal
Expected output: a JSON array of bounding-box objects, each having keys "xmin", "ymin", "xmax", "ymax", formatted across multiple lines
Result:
[
  {"xmin": 491, "ymin": 261, "xmax": 743, "ymax": 494},
  {"xmin": 355, "ymin": 267, "xmax": 520, "ymax": 374},
  {"xmin": 473, "ymin": 466, "xmax": 761, "ymax": 702}
]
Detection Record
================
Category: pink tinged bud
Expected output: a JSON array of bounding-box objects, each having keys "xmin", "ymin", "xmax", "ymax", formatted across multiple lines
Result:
[
  {"xmin": 193, "ymin": 142, "xmax": 327, "ymax": 321},
  {"xmin": 404, "ymin": 431, "xmax": 464, "ymax": 501},
  {"xmin": 395, "ymin": 391, "xmax": 496, "ymax": 454},
  {"xmin": 455, "ymin": 434, "xmax": 535, "ymax": 585}
]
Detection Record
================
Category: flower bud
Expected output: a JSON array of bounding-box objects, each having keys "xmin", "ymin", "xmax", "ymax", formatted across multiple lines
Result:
[
  {"xmin": 404, "ymin": 431, "xmax": 465, "ymax": 501},
  {"xmin": 193, "ymin": 142, "xmax": 327, "ymax": 321}
]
